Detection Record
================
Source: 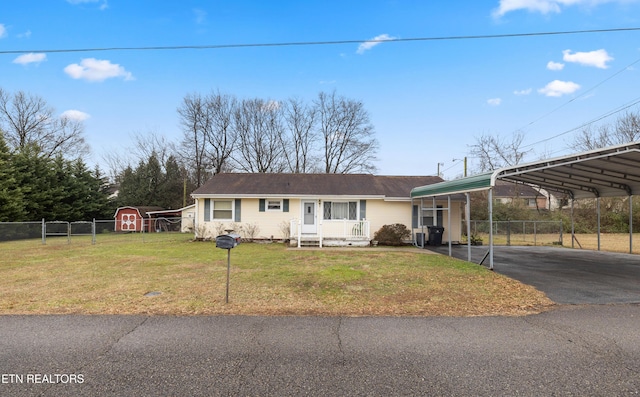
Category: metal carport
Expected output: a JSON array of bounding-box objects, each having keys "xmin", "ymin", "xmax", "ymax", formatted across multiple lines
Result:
[{"xmin": 411, "ymin": 142, "xmax": 640, "ymax": 269}]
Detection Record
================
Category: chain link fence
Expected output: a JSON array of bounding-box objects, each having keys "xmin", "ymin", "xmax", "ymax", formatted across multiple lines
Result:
[
  {"xmin": 0, "ymin": 217, "xmax": 195, "ymax": 245},
  {"xmin": 464, "ymin": 220, "xmax": 563, "ymax": 246}
]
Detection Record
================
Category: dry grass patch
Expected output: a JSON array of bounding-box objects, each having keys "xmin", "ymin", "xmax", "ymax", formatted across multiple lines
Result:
[
  {"xmin": 471, "ymin": 232, "xmax": 640, "ymax": 254},
  {"xmin": 0, "ymin": 234, "xmax": 553, "ymax": 316}
]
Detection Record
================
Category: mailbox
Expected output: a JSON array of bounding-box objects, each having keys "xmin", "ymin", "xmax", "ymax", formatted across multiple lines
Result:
[{"xmin": 216, "ymin": 233, "xmax": 241, "ymax": 249}]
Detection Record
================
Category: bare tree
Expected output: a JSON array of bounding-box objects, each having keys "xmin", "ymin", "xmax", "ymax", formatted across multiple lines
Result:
[
  {"xmin": 315, "ymin": 91, "xmax": 378, "ymax": 174},
  {"xmin": 571, "ymin": 111, "xmax": 640, "ymax": 151},
  {"xmin": 615, "ymin": 111, "xmax": 640, "ymax": 143},
  {"xmin": 468, "ymin": 131, "xmax": 530, "ymax": 172},
  {"xmin": 0, "ymin": 88, "xmax": 89, "ymax": 158},
  {"xmin": 203, "ymin": 91, "xmax": 237, "ymax": 174},
  {"xmin": 130, "ymin": 130, "xmax": 176, "ymax": 167},
  {"xmin": 232, "ymin": 98, "xmax": 286, "ymax": 173},
  {"xmin": 177, "ymin": 93, "xmax": 210, "ymax": 187},
  {"xmin": 281, "ymin": 97, "xmax": 318, "ymax": 173},
  {"xmin": 177, "ymin": 91, "xmax": 238, "ymax": 186}
]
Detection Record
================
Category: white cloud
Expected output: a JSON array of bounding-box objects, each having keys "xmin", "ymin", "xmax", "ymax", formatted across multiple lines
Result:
[
  {"xmin": 547, "ymin": 61, "xmax": 565, "ymax": 71},
  {"xmin": 538, "ymin": 80, "xmax": 581, "ymax": 97},
  {"xmin": 61, "ymin": 110, "xmax": 91, "ymax": 121},
  {"xmin": 514, "ymin": 88, "xmax": 532, "ymax": 95},
  {"xmin": 487, "ymin": 98, "xmax": 502, "ymax": 106},
  {"xmin": 64, "ymin": 58, "xmax": 134, "ymax": 82},
  {"xmin": 194, "ymin": 8, "xmax": 207, "ymax": 24},
  {"xmin": 356, "ymin": 34, "xmax": 396, "ymax": 54},
  {"xmin": 562, "ymin": 49, "xmax": 613, "ymax": 69},
  {"xmin": 13, "ymin": 53, "xmax": 47, "ymax": 65},
  {"xmin": 17, "ymin": 30, "xmax": 32, "ymax": 39},
  {"xmin": 0, "ymin": 24, "xmax": 7, "ymax": 39},
  {"xmin": 493, "ymin": 0, "xmax": 630, "ymax": 18},
  {"xmin": 67, "ymin": 0, "xmax": 108, "ymax": 10}
]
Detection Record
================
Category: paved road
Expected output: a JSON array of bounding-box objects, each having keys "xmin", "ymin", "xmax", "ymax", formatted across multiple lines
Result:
[
  {"xmin": 1, "ymin": 306, "xmax": 639, "ymax": 396},
  {"xmin": 426, "ymin": 245, "xmax": 640, "ymax": 304}
]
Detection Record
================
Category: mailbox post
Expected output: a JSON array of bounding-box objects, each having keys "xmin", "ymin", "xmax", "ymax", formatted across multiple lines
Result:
[{"xmin": 216, "ymin": 233, "xmax": 241, "ymax": 303}]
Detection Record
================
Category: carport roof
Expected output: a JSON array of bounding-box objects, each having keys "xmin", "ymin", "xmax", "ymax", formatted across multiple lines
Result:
[{"xmin": 411, "ymin": 142, "xmax": 640, "ymax": 200}]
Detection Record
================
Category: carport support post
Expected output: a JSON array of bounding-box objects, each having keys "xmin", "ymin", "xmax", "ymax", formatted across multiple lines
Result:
[
  {"xmin": 421, "ymin": 198, "xmax": 425, "ymax": 248},
  {"xmin": 466, "ymin": 193, "xmax": 471, "ymax": 262},
  {"xmin": 630, "ymin": 195, "xmax": 633, "ymax": 254},
  {"xmin": 571, "ymin": 198, "xmax": 575, "ymax": 249},
  {"xmin": 447, "ymin": 195, "xmax": 452, "ymax": 257},
  {"xmin": 489, "ymin": 189, "xmax": 495, "ymax": 269},
  {"xmin": 597, "ymin": 197, "xmax": 601, "ymax": 251}
]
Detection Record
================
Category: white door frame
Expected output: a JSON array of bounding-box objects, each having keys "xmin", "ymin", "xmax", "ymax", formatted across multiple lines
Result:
[{"xmin": 301, "ymin": 201, "xmax": 317, "ymax": 234}]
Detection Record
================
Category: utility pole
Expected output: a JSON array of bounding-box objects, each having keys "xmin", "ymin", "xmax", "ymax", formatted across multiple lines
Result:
[
  {"xmin": 437, "ymin": 162, "xmax": 444, "ymax": 178},
  {"xmin": 453, "ymin": 157, "xmax": 468, "ymax": 177}
]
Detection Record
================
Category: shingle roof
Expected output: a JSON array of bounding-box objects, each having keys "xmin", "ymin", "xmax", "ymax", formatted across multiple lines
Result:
[{"xmin": 192, "ymin": 173, "xmax": 443, "ymax": 198}]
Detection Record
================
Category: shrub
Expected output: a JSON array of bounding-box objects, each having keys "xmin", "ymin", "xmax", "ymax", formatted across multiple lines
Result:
[
  {"xmin": 374, "ymin": 223, "xmax": 411, "ymax": 246},
  {"xmin": 242, "ymin": 222, "xmax": 260, "ymax": 241}
]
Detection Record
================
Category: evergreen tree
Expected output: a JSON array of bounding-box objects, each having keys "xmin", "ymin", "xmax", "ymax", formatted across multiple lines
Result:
[
  {"xmin": 0, "ymin": 131, "xmax": 25, "ymax": 221},
  {"xmin": 115, "ymin": 152, "xmax": 189, "ymax": 209},
  {"xmin": 12, "ymin": 145, "xmax": 57, "ymax": 220}
]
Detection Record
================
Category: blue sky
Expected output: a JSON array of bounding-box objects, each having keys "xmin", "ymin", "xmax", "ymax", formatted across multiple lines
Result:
[{"xmin": 1, "ymin": 0, "xmax": 640, "ymax": 178}]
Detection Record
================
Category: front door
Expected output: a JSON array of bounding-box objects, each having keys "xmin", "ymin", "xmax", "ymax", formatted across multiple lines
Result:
[{"xmin": 301, "ymin": 201, "xmax": 317, "ymax": 234}]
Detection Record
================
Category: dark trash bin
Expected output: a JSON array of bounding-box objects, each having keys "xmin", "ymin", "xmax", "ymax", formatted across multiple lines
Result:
[{"xmin": 427, "ymin": 226, "xmax": 444, "ymax": 245}]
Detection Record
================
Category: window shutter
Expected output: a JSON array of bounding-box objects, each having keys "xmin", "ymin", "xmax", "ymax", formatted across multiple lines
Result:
[
  {"xmin": 235, "ymin": 199, "xmax": 241, "ymax": 222},
  {"xmin": 204, "ymin": 199, "xmax": 211, "ymax": 222},
  {"xmin": 412, "ymin": 205, "xmax": 418, "ymax": 228},
  {"xmin": 259, "ymin": 199, "xmax": 265, "ymax": 212},
  {"xmin": 283, "ymin": 199, "xmax": 289, "ymax": 212},
  {"xmin": 359, "ymin": 200, "xmax": 366, "ymax": 220}
]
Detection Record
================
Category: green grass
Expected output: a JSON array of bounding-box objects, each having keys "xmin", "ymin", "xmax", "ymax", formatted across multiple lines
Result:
[{"xmin": 0, "ymin": 233, "xmax": 553, "ymax": 316}]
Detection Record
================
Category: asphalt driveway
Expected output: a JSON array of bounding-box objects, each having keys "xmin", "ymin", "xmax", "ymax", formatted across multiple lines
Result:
[{"xmin": 425, "ymin": 245, "xmax": 640, "ymax": 304}]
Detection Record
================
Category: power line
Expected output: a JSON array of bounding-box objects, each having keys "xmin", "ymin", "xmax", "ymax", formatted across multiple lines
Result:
[
  {"xmin": 521, "ymin": 95, "xmax": 640, "ymax": 149},
  {"xmin": 1, "ymin": 27, "xmax": 639, "ymax": 55},
  {"xmin": 517, "ymin": 55, "xmax": 640, "ymax": 139}
]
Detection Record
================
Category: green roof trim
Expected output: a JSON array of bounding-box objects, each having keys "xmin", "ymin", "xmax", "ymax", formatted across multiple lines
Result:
[{"xmin": 411, "ymin": 172, "xmax": 494, "ymax": 198}]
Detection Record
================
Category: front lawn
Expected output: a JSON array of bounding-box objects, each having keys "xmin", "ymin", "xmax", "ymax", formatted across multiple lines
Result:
[{"xmin": 0, "ymin": 234, "xmax": 553, "ymax": 316}]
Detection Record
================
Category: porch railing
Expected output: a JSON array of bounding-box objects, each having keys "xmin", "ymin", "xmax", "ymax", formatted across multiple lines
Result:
[{"xmin": 290, "ymin": 219, "xmax": 370, "ymax": 247}]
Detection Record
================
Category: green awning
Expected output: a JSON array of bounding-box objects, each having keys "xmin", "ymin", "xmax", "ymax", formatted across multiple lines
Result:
[{"xmin": 411, "ymin": 172, "xmax": 493, "ymax": 198}]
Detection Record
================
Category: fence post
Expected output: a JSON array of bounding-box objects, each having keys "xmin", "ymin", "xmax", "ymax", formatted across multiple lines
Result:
[
  {"xmin": 67, "ymin": 222, "xmax": 71, "ymax": 245},
  {"xmin": 506, "ymin": 221, "xmax": 511, "ymax": 246},
  {"xmin": 92, "ymin": 218, "xmax": 96, "ymax": 245},
  {"xmin": 559, "ymin": 219, "xmax": 563, "ymax": 246},
  {"xmin": 41, "ymin": 218, "xmax": 45, "ymax": 245},
  {"xmin": 533, "ymin": 221, "xmax": 537, "ymax": 246}
]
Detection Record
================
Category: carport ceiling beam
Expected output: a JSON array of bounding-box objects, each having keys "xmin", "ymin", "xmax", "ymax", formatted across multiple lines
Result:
[
  {"xmin": 504, "ymin": 173, "xmax": 598, "ymax": 196},
  {"xmin": 567, "ymin": 163, "xmax": 640, "ymax": 183},
  {"xmin": 500, "ymin": 176, "xmax": 575, "ymax": 197},
  {"xmin": 540, "ymin": 169, "xmax": 633, "ymax": 195},
  {"xmin": 602, "ymin": 156, "xmax": 640, "ymax": 169}
]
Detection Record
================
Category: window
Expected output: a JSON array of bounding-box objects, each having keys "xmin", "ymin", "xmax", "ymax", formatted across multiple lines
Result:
[
  {"xmin": 417, "ymin": 205, "xmax": 443, "ymax": 227},
  {"xmin": 527, "ymin": 198, "xmax": 537, "ymax": 208},
  {"xmin": 267, "ymin": 200, "xmax": 282, "ymax": 211},
  {"xmin": 323, "ymin": 201, "xmax": 357, "ymax": 220},
  {"xmin": 212, "ymin": 200, "xmax": 233, "ymax": 220}
]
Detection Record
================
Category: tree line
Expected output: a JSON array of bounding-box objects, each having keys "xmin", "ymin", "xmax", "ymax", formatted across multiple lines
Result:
[
  {"xmin": 0, "ymin": 87, "xmax": 379, "ymax": 221},
  {"xmin": 176, "ymin": 90, "xmax": 378, "ymax": 187}
]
